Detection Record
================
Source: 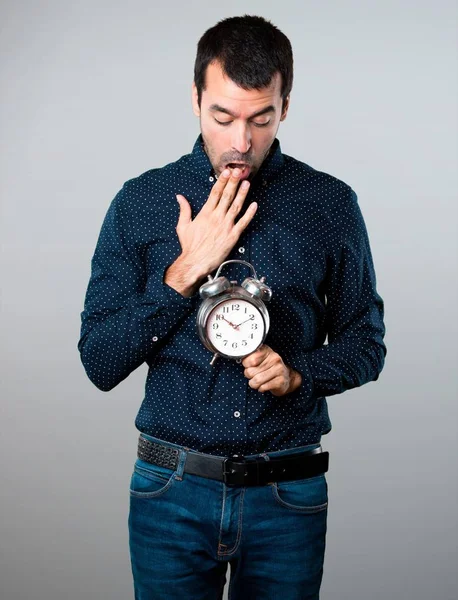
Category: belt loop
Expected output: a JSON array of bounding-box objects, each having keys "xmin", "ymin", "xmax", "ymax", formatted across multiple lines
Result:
[{"xmin": 175, "ymin": 448, "xmax": 188, "ymax": 480}]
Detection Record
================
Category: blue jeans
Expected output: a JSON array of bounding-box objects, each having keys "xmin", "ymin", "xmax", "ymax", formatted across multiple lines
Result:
[{"xmin": 128, "ymin": 434, "xmax": 328, "ymax": 599}]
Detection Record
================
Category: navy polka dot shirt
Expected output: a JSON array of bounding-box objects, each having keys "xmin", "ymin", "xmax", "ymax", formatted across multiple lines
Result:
[{"xmin": 78, "ymin": 135, "xmax": 386, "ymax": 456}]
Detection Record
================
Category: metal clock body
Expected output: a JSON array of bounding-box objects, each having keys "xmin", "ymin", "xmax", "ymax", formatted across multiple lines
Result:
[{"xmin": 196, "ymin": 260, "xmax": 272, "ymax": 364}]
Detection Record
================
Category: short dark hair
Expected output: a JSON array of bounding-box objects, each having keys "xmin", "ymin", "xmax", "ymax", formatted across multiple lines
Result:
[{"xmin": 194, "ymin": 15, "xmax": 293, "ymax": 111}]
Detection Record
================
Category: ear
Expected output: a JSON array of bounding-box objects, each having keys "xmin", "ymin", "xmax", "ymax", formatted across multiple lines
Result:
[
  {"xmin": 280, "ymin": 95, "xmax": 290, "ymax": 121},
  {"xmin": 191, "ymin": 81, "xmax": 201, "ymax": 117}
]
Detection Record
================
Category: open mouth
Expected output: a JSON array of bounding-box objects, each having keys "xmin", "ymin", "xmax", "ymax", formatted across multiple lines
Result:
[{"xmin": 225, "ymin": 163, "xmax": 251, "ymax": 178}]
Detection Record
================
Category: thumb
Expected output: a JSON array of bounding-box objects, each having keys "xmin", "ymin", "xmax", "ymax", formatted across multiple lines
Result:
[{"xmin": 176, "ymin": 194, "xmax": 192, "ymax": 227}]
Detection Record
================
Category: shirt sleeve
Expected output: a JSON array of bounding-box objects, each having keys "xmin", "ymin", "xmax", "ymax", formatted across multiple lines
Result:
[
  {"xmin": 78, "ymin": 185, "xmax": 196, "ymax": 391},
  {"xmin": 284, "ymin": 189, "xmax": 387, "ymax": 400}
]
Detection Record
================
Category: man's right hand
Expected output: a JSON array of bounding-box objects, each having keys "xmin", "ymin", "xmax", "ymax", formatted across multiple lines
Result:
[{"xmin": 165, "ymin": 167, "xmax": 257, "ymax": 297}]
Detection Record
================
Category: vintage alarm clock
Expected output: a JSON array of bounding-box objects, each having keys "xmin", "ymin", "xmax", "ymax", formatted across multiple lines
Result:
[{"xmin": 196, "ymin": 259, "xmax": 272, "ymax": 365}]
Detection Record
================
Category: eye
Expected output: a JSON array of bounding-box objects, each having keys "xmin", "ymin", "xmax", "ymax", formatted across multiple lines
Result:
[
  {"xmin": 252, "ymin": 120, "xmax": 271, "ymax": 128},
  {"xmin": 214, "ymin": 118, "xmax": 232, "ymax": 127}
]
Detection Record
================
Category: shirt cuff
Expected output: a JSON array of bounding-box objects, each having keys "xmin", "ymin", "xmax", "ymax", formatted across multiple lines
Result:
[{"xmin": 281, "ymin": 349, "xmax": 315, "ymax": 401}]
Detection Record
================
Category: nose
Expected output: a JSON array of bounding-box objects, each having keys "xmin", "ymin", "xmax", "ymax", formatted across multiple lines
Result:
[{"xmin": 231, "ymin": 123, "xmax": 251, "ymax": 155}]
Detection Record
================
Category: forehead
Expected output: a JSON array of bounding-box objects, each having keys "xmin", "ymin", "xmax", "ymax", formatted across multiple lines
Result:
[{"xmin": 202, "ymin": 61, "xmax": 282, "ymax": 114}]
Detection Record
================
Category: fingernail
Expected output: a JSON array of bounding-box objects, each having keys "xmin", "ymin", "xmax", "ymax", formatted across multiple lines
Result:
[
  {"xmin": 232, "ymin": 168, "xmax": 241, "ymax": 177},
  {"xmin": 241, "ymin": 180, "xmax": 250, "ymax": 189},
  {"xmin": 222, "ymin": 169, "xmax": 230, "ymax": 178}
]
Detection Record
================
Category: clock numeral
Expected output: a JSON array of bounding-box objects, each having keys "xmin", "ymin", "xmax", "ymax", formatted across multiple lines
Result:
[
  {"xmin": 216, "ymin": 333, "xmax": 222, "ymax": 339},
  {"xmin": 249, "ymin": 333, "xmax": 254, "ymax": 339},
  {"xmin": 251, "ymin": 323, "xmax": 258, "ymax": 330},
  {"xmin": 231, "ymin": 304, "xmax": 240, "ymax": 311},
  {"xmin": 223, "ymin": 340, "xmax": 228, "ymax": 346},
  {"xmin": 212, "ymin": 323, "xmax": 219, "ymax": 330},
  {"xmin": 222, "ymin": 306, "xmax": 229, "ymax": 313},
  {"xmin": 249, "ymin": 314, "xmax": 255, "ymax": 320},
  {"xmin": 216, "ymin": 314, "xmax": 223, "ymax": 321},
  {"xmin": 232, "ymin": 342, "xmax": 238, "ymax": 349},
  {"xmin": 242, "ymin": 340, "xmax": 247, "ymax": 346}
]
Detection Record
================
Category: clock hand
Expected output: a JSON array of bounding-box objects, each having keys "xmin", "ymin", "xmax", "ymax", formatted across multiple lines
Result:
[
  {"xmin": 221, "ymin": 316, "xmax": 237, "ymax": 329},
  {"xmin": 234, "ymin": 317, "xmax": 253, "ymax": 329}
]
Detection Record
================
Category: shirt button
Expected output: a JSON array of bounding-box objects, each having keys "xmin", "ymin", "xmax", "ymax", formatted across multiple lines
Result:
[
  {"xmin": 234, "ymin": 411, "xmax": 241, "ymax": 418},
  {"xmin": 238, "ymin": 247, "xmax": 245, "ymax": 254},
  {"xmin": 262, "ymin": 179, "xmax": 268, "ymax": 186},
  {"xmin": 152, "ymin": 336, "xmax": 158, "ymax": 342},
  {"xmin": 209, "ymin": 176, "xmax": 214, "ymax": 182}
]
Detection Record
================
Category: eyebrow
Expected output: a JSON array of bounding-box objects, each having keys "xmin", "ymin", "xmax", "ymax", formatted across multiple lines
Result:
[{"xmin": 209, "ymin": 104, "xmax": 276, "ymax": 119}]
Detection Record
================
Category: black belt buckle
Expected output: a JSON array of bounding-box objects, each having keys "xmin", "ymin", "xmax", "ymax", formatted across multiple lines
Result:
[
  {"xmin": 223, "ymin": 454, "xmax": 247, "ymax": 486},
  {"xmin": 223, "ymin": 454, "xmax": 271, "ymax": 486}
]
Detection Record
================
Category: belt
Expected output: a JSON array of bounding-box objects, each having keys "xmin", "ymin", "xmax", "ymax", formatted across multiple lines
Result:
[{"xmin": 137, "ymin": 435, "xmax": 329, "ymax": 487}]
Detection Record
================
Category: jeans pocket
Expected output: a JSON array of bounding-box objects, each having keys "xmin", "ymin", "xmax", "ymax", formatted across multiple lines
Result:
[
  {"xmin": 271, "ymin": 474, "xmax": 328, "ymax": 513},
  {"xmin": 129, "ymin": 459, "xmax": 176, "ymax": 499}
]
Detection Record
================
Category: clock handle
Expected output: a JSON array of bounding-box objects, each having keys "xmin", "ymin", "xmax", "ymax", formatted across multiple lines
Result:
[{"xmin": 214, "ymin": 259, "xmax": 258, "ymax": 280}]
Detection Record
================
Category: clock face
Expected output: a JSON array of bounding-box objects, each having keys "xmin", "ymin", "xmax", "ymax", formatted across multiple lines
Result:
[{"xmin": 205, "ymin": 298, "xmax": 266, "ymax": 357}]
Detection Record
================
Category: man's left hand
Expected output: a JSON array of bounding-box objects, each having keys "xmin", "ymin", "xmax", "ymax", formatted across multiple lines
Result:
[{"xmin": 242, "ymin": 345, "xmax": 302, "ymax": 396}]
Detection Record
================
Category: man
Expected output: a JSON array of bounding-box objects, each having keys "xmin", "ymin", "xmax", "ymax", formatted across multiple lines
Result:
[{"xmin": 78, "ymin": 15, "xmax": 386, "ymax": 599}]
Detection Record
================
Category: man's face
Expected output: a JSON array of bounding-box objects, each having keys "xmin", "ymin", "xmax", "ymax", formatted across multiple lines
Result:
[{"xmin": 192, "ymin": 61, "xmax": 289, "ymax": 180}]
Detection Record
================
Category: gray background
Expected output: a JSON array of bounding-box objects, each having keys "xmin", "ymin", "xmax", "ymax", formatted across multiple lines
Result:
[{"xmin": 1, "ymin": 0, "xmax": 457, "ymax": 598}]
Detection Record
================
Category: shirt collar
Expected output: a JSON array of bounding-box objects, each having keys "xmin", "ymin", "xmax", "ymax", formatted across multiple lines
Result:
[{"xmin": 188, "ymin": 134, "xmax": 285, "ymax": 185}]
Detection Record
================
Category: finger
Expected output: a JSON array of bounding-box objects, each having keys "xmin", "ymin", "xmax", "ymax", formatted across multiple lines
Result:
[
  {"xmin": 217, "ymin": 168, "xmax": 245, "ymax": 212},
  {"xmin": 202, "ymin": 169, "xmax": 231, "ymax": 211},
  {"xmin": 243, "ymin": 351, "xmax": 273, "ymax": 376},
  {"xmin": 245, "ymin": 357, "xmax": 282, "ymax": 381},
  {"xmin": 244, "ymin": 362, "xmax": 271, "ymax": 379},
  {"xmin": 242, "ymin": 346, "xmax": 267, "ymax": 368},
  {"xmin": 260, "ymin": 376, "xmax": 287, "ymax": 395},
  {"xmin": 226, "ymin": 179, "xmax": 251, "ymax": 220},
  {"xmin": 245, "ymin": 353, "xmax": 284, "ymax": 381},
  {"xmin": 233, "ymin": 201, "xmax": 258, "ymax": 234},
  {"xmin": 248, "ymin": 366, "xmax": 283, "ymax": 390},
  {"xmin": 176, "ymin": 195, "xmax": 192, "ymax": 229}
]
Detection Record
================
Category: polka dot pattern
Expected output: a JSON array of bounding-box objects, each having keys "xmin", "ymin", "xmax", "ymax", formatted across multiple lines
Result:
[{"xmin": 78, "ymin": 135, "xmax": 386, "ymax": 456}]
